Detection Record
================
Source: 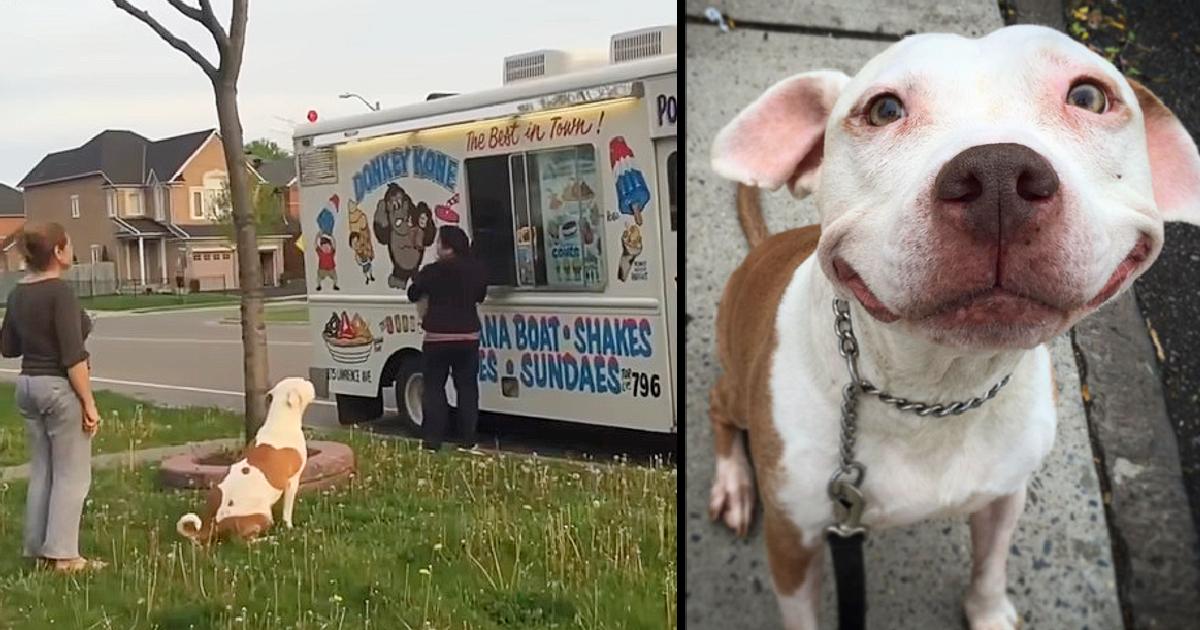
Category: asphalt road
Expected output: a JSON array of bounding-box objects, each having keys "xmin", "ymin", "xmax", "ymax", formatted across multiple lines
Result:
[{"xmin": 0, "ymin": 306, "xmax": 675, "ymax": 461}]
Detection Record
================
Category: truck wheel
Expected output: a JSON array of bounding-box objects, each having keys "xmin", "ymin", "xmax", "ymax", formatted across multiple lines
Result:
[
  {"xmin": 335, "ymin": 393, "xmax": 382, "ymax": 425},
  {"xmin": 395, "ymin": 356, "xmax": 424, "ymax": 434}
]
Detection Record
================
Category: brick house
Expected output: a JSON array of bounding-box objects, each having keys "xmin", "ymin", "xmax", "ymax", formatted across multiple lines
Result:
[
  {"xmin": 0, "ymin": 183, "xmax": 25, "ymax": 271},
  {"xmin": 255, "ymin": 157, "xmax": 304, "ymax": 281},
  {"xmin": 18, "ymin": 129, "xmax": 292, "ymax": 291}
]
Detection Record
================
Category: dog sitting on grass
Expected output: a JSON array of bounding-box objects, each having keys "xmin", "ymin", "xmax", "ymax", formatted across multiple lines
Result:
[{"xmin": 177, "ymin": 377, "xmax": 315, "ymax": 544}]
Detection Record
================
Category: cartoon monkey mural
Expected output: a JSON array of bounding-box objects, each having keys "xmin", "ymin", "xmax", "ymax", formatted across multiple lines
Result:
[{"xmin": 373, "ymin": 183, "xmax": 437, "ymax": 289}]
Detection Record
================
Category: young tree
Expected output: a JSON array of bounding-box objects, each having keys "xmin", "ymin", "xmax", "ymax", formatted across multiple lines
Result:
[
  {"xmin": 113, "ymin": 0, "xmax": 269, "ymax": 440},
  {"xmin": 209, "ymin": 179, "xmax": 285, "ymax": 244},
  {"xmin": 245, "ymin": 138, "xmax": 291, "ymax": 162}
]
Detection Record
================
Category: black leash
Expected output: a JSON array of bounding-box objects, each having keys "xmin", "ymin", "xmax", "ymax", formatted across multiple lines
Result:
[
  {"xmin": 827, "ymin": 530, "xmax": 867, "ymax": 630},
  {"xmin": 825, "ymin": 300, "xmax": 1012, "ymax": 630}
]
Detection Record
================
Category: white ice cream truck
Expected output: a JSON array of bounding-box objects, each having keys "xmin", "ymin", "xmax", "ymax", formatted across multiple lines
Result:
[{"xmin": 295, "ymin": 26, "xmax": 677, "ymax": 434}]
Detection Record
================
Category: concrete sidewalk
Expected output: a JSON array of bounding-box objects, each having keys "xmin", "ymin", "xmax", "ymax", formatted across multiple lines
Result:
[{"xmin": 684, "ymin": 2, "xmax": 1123, "ymax": 628}]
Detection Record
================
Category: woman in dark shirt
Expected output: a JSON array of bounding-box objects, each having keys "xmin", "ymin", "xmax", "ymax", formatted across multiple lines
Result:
[
  {"xmin": 406, "ymin": 225, "xmax": 487, "ymax": 451},
  {"xmin": 0, "ymin": 222, "xmax": 104, "ymax": 573}
]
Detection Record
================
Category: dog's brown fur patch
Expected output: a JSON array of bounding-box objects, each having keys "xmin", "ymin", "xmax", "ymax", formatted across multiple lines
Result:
[
  {"xmin": 711, "ymin": 225, "xmax": 821, "ymax": 508},
  {"xmin": 245, "ymin": 444, "xmax": 303, "ymax": 491},
  {"xmin": 764, "ymin": 507, "xmax": 821, "ymax": 594}
]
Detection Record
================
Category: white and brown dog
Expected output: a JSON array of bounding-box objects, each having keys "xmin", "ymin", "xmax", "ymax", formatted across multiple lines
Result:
[
  {"xmin": 709, "ymin": 25, "xmax": 1200, "ymax": 629},
  {"xmin": 177, "ymin": 377, "xmax": 316, "ymax": 544}
]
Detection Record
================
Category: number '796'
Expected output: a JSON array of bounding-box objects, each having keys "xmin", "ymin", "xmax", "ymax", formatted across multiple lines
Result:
[{"xmin": 629, "ymin": 371, "xmax": 661, "ymax": 398}]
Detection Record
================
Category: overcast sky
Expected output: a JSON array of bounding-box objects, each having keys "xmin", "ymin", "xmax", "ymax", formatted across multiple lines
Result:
[{"xmin": 0, "ymin": 0, "xmax": 675, "ymax": 186}]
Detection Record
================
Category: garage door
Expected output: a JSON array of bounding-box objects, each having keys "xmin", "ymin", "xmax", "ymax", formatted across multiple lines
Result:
[{"xmin": 190, "ymin": 249, "xmax": 236, "ymax": 291}]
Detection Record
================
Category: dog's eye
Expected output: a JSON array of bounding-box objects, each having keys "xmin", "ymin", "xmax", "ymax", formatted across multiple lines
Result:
[
  {"xmin": 1067, "ymin": 82, "xmax": 1107, "ymax": 113},
  {"xmin": 867, "ymin": 94, "xmax": 905, "ymax": 126}
]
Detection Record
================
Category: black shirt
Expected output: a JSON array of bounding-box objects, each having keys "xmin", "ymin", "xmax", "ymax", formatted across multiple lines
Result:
[
  {"xmin": 1, "ymin": 278, "xmax": 91, "ymax": 376},
  {"xmin": 406, "ymin": 256, "xmax": 488, "ymax": 334}
]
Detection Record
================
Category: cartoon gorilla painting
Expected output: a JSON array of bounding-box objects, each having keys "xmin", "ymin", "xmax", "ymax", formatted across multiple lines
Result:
[{"xmin": 373, "ymin": 183, "xmax": 438, "ymax": 289}]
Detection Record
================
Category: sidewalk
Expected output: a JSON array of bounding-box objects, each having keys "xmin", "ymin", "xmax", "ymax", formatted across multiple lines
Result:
[{"xmin": 684, "ymin": 2, "xmax": 1123, "ymax": 628}]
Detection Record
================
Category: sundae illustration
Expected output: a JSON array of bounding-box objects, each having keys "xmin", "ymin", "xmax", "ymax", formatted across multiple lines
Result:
[
  {"xmin": 609, "ymin": 136, "xmax": 650, "ymax": 226},
  {"xmin": 315, "ymin": 194, "xmax": 340, "ymax": 291},
  {"xmin": 321, "ymin": 311, "xmax": 379, "ymax": 364},
  {"xmin": 347, "ymin": 200, "xmax": 375, "ymax": 284}
]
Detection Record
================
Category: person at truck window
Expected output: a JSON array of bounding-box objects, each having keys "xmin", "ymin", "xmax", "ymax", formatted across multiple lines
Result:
[
  {"xmin": 406, "ymin": 225, "xmax": 487, "ymax": 452},
  {"xmin": 0, "ymin": 222, "xmax": 105, "ymax": 574}
]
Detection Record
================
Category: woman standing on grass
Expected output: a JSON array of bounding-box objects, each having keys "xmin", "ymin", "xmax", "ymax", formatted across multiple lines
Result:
[
  {"xmin": 406, "ymin": 225, "xmax": 487, "ymax": 452},
  {"xmin": 0, "ymin": 222, "xmax": 104, "ymax": 573}
]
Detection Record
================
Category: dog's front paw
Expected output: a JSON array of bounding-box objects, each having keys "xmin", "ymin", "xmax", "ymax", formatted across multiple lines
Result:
[
  {"xmin": 708, "ymin": 458, "xmax": 755, "ymax": 537},
  {"xmin": 284, "ymin": 520, "xmax": 294, "ymax": 529},
  {"xmin": 964, "ymin": 591, "xmax": 1020, "ymax": 630}
]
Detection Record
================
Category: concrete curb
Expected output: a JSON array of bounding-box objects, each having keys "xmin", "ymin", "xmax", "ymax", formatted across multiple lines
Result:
[
  {"xmin": 1073, "ymin": 293, "xmax": 1200, "ymax": 628},
  {"xmin": 0, "ymin": 438, "xmax": 240, "ymax": 482}
]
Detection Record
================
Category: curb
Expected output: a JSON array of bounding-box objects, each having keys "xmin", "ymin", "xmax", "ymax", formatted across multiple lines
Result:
[
  {"xmin": 1072, "ymin": 293, "xmax": 1200, "ymax": 628},
  {"xmin": 0, "ymin": 438, "xmax": 241, "ymax": 482}
]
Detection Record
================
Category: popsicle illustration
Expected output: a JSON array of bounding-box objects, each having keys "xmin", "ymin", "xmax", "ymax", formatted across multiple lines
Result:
[{"xmin": 610, "ymin": 136, "xmax": 650, "ymax": 226}]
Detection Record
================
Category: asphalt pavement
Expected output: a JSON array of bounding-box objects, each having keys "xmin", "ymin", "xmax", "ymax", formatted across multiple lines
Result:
[{"xmin": 0, "ymin": 306, "xmax": 675, "ymax": 462}]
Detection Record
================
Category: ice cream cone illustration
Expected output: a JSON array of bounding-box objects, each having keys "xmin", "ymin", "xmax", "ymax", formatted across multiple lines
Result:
[{"xmin": 610, "ymin": 136, "xmax": 650, "ymax": 226}]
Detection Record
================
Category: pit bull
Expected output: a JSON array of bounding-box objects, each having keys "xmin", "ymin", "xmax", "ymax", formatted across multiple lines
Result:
[
  {"xmin": 177, "ymin": 377, "xmax": 315, "ymax": 544},
  {"xmin": 707, "ymin": 25, "xmax": 1200, "ymax": 629}
]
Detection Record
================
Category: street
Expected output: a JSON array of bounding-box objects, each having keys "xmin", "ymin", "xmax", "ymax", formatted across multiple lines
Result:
[{"xmin": 0, "ymin": 305, "xmax": 675, "ymax": 461}]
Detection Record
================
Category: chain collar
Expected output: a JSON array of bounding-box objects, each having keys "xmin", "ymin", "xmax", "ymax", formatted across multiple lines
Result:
[{"xmin": 826, "ymin": 298, "xmax": 1013, "ymax": 537}]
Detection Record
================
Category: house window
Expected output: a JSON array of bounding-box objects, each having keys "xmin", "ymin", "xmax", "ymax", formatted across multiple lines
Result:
[
  {"xmin": 90, "ymin": 244, "xmax": 100, "ymax": 264},
  {"xmin": 190, "ymin": 189, "xmax": 205, "ymax": 220},
  {"xmin": 465, "ymin": 143, "xmax": 605, "ymax": 290},
  {"xmin": 192, "ymin": 253, "xmax": 202, "ymax": 262},
  {"xmin": 70, "ymin": 195, "xmax": 80, "ymax": 219},
  {"xmin": 126, "ymin": 190, "xmax": 144, "ymax": 216},
  {"xmin": 154, "ymin": 186, "xmax": 167, "ymax": 221},
  {"xmin": 106, "ymin": 190, "xmax": 117, "ymax": 217}
]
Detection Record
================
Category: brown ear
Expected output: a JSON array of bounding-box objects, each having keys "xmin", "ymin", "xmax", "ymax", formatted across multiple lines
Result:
[
  {"xmin": 711, "ymin": 70, "xmax": 849, "ymax": 198},
  {"xmin": 1129, "ymin": 78, "xmax": 1200, "ymax": 225}
]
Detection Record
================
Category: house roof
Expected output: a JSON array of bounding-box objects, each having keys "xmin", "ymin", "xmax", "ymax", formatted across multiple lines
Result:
[
  {"xmin": 171, "ymin": 223, "xmax": 293, "ymax": 239},
  {"xmin": 112, "ymin": 217, "xmax": 172, "ymax": 237},
  {"xmin": 19, "ymin": 129, "xmax": 216, "ymax": 189},
  {"xmin": 147, "ymin": 130, "xmax": 215, "ymax": 182},
  {"xmin": 0, "ymin": 183, "xmax": 22, "ymax": 217},
  {"xmin": 257, "ymin": 158, "xmax": 296, "ymax": 188}
]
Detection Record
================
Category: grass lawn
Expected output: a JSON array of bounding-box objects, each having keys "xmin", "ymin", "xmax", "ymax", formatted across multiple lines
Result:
[
  {"xmin": 0, "ymin": 384, "xmax": 242, "ymax": 467},
  {"xmin": 0, "ymin": 394, "xmax": 677, "ymax": 628},
  {"xmin": 79, "ymin": 293, "xmax": 239, "ymax": 312},
  {"xmin": 222, "ymin": 304, "xmax": 309, "ymax": 325}
]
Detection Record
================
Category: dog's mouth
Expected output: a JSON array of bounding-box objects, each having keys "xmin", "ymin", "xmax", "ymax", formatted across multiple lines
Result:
[
  {"xmin": 834, "ymin": 233, "xmax": 1153, "ymax": 340},
  {"xmin": 1085, "ymin": 233, "xmax": 1153, "ymax": 309},
  {"xmin": 832, "ymin": 258, "xmax": 901, "ymax": 323}
]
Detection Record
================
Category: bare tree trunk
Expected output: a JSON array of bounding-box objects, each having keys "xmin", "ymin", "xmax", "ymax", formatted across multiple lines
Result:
[
  {"xmin": 113, "ymin": 0, "xmax": 268, "ymax": 441},
  {"xmin": 215, "ymin": 78, "xmax": 269, "ymax": 438}
]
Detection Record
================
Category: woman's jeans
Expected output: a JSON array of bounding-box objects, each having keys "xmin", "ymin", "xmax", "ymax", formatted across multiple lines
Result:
[
  {"xmin": 16, "ymin": 375, "xmax": 91, "ymax": 559},
  {"xmin": 421, "ymin": 341, "xmax": 480, "ymax": 449}
]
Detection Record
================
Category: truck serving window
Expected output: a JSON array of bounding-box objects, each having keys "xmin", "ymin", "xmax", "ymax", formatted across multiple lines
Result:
[
  {"xmin": 465, "ymin": 155, "xmax": 517, "ymax": 286},
  {"xmin": 466, "ymin": 143, "xmax": 606, "ymax": 291}
]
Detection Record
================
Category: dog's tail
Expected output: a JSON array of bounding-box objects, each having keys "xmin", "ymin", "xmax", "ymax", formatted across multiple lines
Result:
[
  {"xmin": 737, "ymin": 184, "xmax": 769, "ymax": 248},
  {"xmin": 176, "ymin": 513, "xmax": 208, "ymax": 544}
]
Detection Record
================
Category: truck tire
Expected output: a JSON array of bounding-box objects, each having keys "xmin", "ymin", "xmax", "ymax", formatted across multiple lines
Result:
[
  {"xmin": 335, "ymin": 393, "xmax": 383, "ymax": 425},
  {"xmin": 394, "ymin": 355, "xmax": 425, "ymax": 434}
]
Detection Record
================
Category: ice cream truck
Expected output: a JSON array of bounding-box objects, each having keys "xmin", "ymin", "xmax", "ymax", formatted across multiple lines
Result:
[{"xmin": 295, "ymin": 26, "xmax": 677, "ymax": 434}]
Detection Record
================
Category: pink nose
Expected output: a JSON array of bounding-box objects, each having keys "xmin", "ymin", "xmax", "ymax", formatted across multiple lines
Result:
[{"xmin": 933, "ymin": 143, "xmax": 1060, "ymax": 242}]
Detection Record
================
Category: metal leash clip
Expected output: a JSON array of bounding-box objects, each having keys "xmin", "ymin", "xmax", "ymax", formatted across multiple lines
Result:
[{"xmin": 827, "ymin": 463, "xmax": 867, "ymax": 537}]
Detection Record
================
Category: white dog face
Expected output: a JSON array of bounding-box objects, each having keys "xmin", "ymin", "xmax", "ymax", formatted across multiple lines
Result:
[{"xmin": 713, "ymin": 25, "xmax": 1200, "ymax": 349}]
